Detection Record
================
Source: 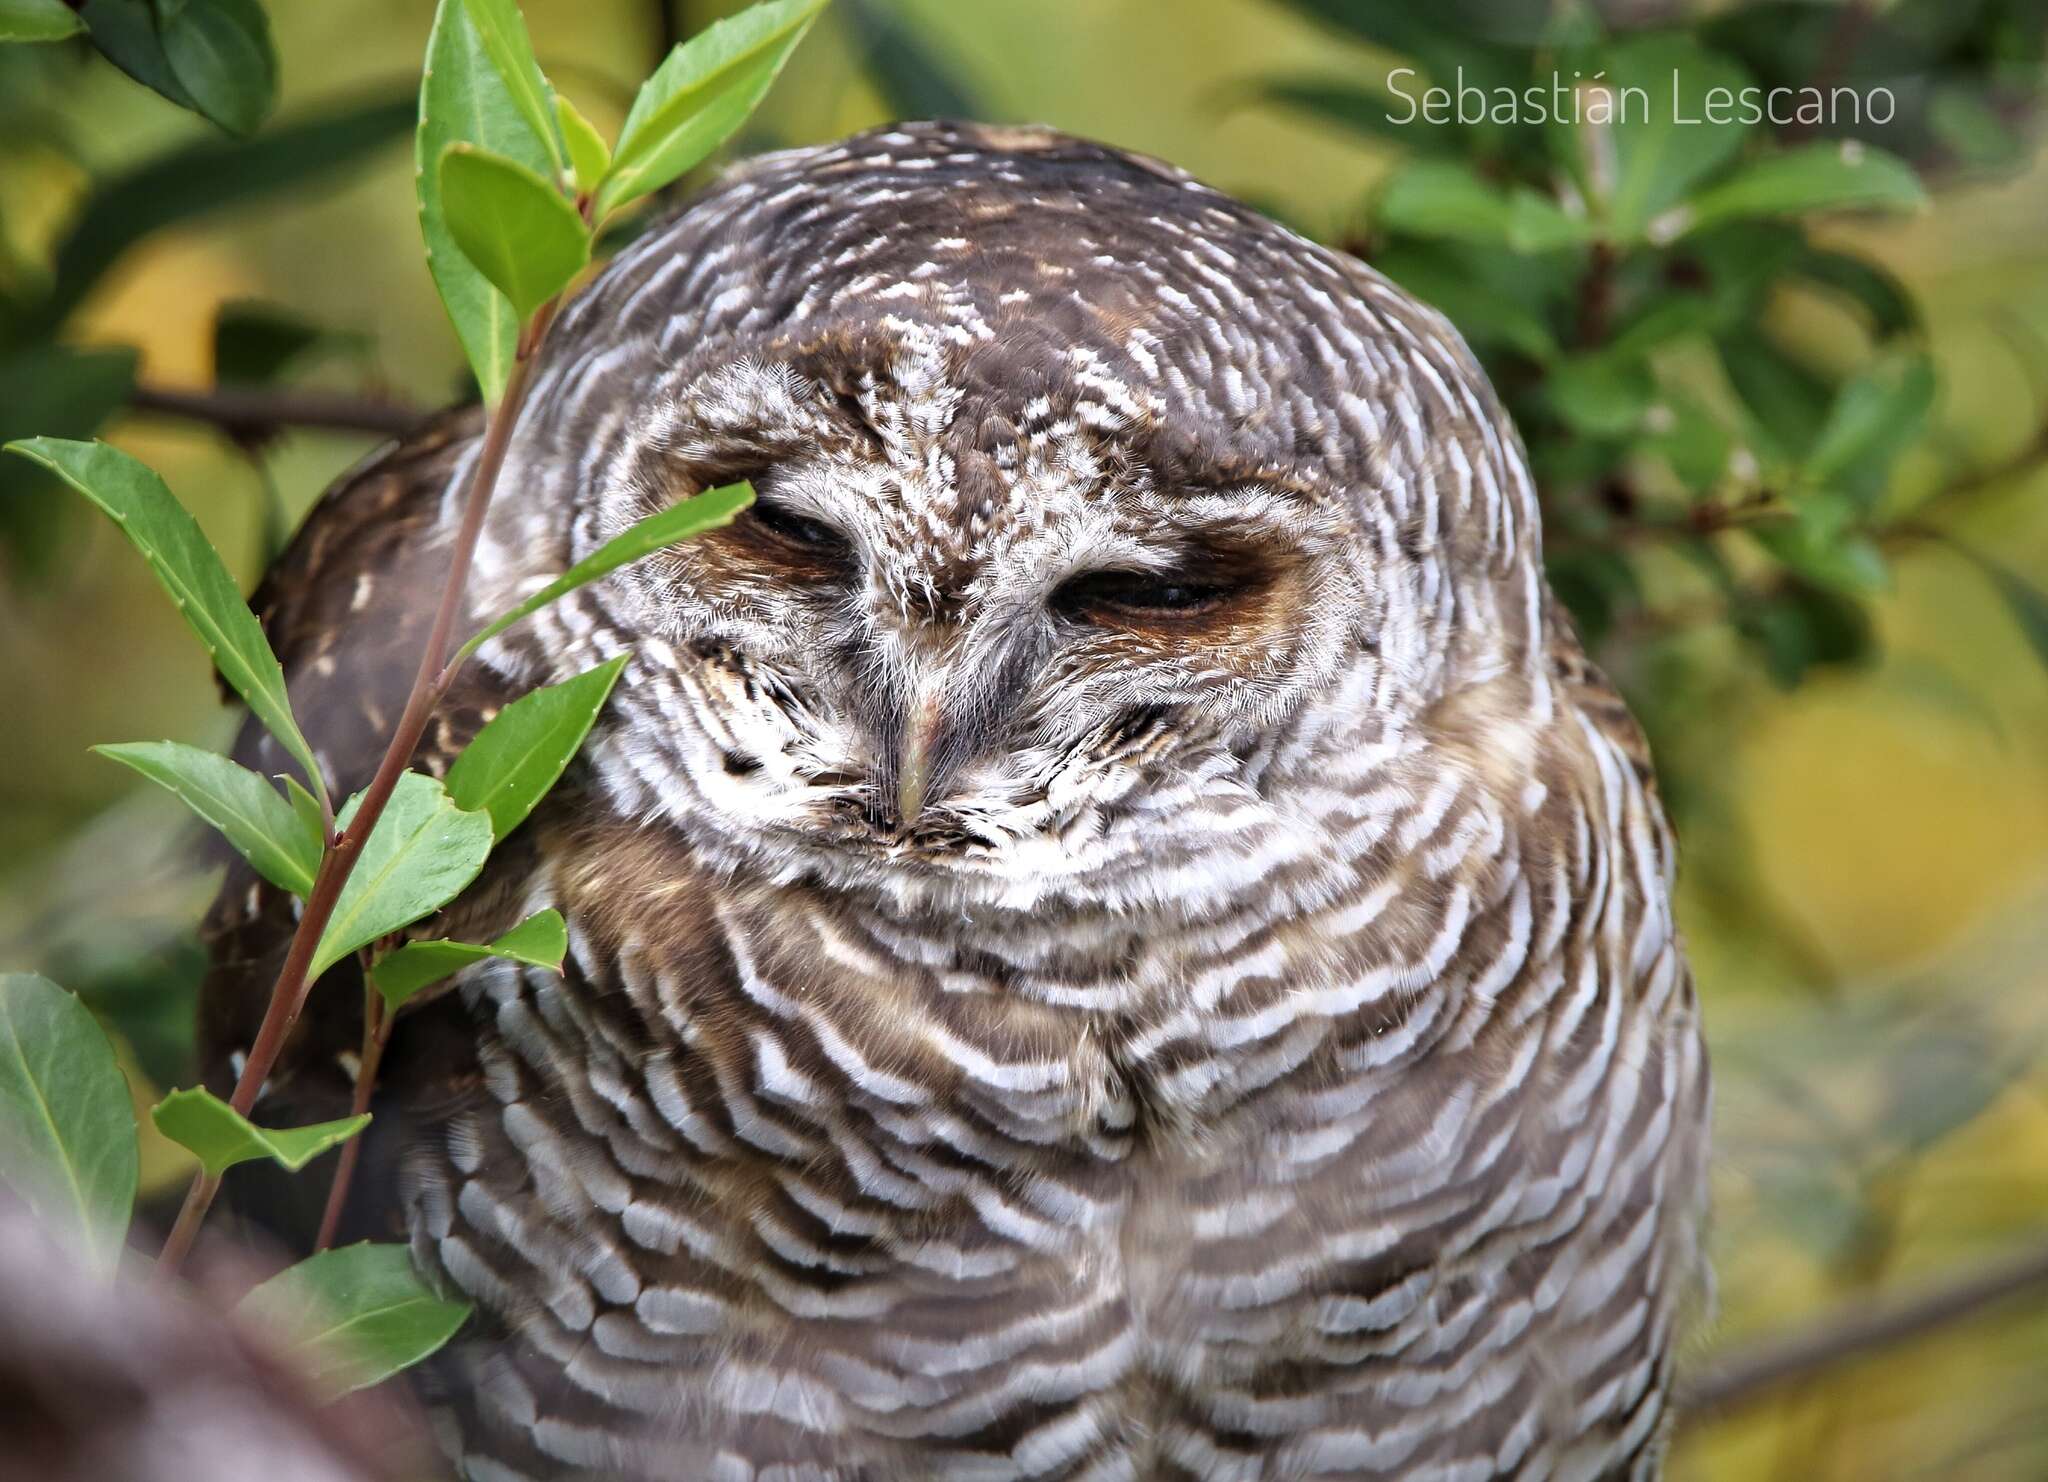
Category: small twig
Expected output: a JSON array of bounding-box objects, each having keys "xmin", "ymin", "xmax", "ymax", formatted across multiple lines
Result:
[
  {"xmin": 314, "ymin": 985, "xmax": 391, "ymax": 1250},
  {"xmin": 1680, "ymin": 1235, "xmax": 2048, "ymax": 1423},
  {"xmin": 153, "ymin": 299, "xmax": 560, "ymax": 1284},
  {"xmin": 129, "ymin": 383, "xmax": 425, "ymax": 440}
]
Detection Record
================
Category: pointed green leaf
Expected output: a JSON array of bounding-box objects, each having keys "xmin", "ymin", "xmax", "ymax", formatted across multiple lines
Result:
[
  {"xmin": 371, "ymin": 909, "xmax": 568, "ymax": 1011},
  {"xmin": 1718, "ymin": 328, "xmax": 1833, "ymax": 466},
  {"xmin": 1600, "ymin": 34, "xmax": 1752, "ymax": 241},
  {"xmin": 595, "ymin": 0, "xmax": 830, "ymax": 220},
  {"xmin": 238, "ymin": 1242, "xmax": 471, "ymax": 1398},
  {"xmin": 0, "ymin": 0, "xmax": 85, "ymax": 41},
  {"xmin": 4, "ymin": 438, "xmax": 325, "ymax": 804},
  {"xmin": 284, "ymin": 773, "xmax": 330, "ymax": 848},
  {"xmin": 151, "ymin": 1086, "xmax": 366, "ymax": 1178},
  {"xmin": 1548, "ymin": 354, "xmax": 1655, "ymax": 438},
  {"xmin": 438, "ymin": 144, "xmax": 589, "ymax": 324},
  {"xmin": 76, "ymin": 0, "xmax": 199, "ymax": 111},
  {"xmin": 457, "ymin": 482, "xmax": 753, "ymax": 662},
  {"xmin": 1682, "ymin": 142, "xmax": 1926, "ymax": 237},
  {"xmin": 556, "ymin": 93, "xmax": 611, "ymax": 195},
  {"xmin": 418, "ymin": 0, "xmax": 554, "ymax": 402},
  {"xmin": 446, "ymin": 657, "xmax": 626, "ymax": 839},
  {"xmin": 1374, "ymin": 160, "xmax": 1516, "ymax": 246},
  {"xmin": 458, "ymin": 0, "xmax": 564, "ymax": 171},
  {"xmin": 1803, "ymin": 353, "xmax": 1935, "ymax": 494},
  {"xmin": 1750, "ymin": 513, "xmax": 1889, "ymax": 596},
  {"xmin": 154, "ymin": 0, "xmax": 277, "ymax": 137},
  {"xmin": 94, "ymin": 741, "xmax": 323, "ymax": 896},
  {"xmin": 1786, "ymin": 247, "xmax": 1916, "ymax": 339},
  {"xmin": 314, "ymin": 773, "xmax": 494, "ymax": 979},
  {"xmin": 0, "ymin": 974, "xmax": 137, "ymax": 1277}
]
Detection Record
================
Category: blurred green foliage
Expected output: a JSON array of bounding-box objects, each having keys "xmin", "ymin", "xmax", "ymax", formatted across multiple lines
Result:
[{"xmin": 2, "ymin": 1, "xmax": 2047, "ymax": 1477}]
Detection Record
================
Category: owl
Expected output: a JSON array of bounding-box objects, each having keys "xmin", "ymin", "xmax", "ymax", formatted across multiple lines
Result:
[{"xmin": 201, "ymin": 122, "xmax": 1711, "ymax": 1482}]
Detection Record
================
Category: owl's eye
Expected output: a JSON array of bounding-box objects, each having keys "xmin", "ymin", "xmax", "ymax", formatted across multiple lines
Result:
[
  {"xmin": 1052, "ymin": 569, "xmax": 1236, "ymax": 621},
  {"xmin": 747, "ymin": 496, "xmax": 850, "ymax": 556}
]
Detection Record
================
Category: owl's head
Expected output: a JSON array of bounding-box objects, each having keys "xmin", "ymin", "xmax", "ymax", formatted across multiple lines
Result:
[{"xmin": 483, "ymin": 123, "xmax": 1547, "ymax": 914}]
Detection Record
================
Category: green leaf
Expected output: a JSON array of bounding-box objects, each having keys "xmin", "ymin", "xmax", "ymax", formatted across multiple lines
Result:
[
  {"xmin": 1640, "ymin": 393, "xmax": 1733, "ymax": 494},
  {"xmin": 1505, "ymin": 188, "xmax": 1586, "ymax": 252},
  {"xmin": 35, "ymin": 92, "xmax": 413, "ymax": 337},
  {"xmin": 214, "ymin": 301, "xmax": 365, "ymax": 385},
  {"xmin": 1750, "ymin": 509, "xmax": 1889, "ymax": 596},
  {"xmin": 1682, "ymin": 142, "xmax": 1926, "ymax": 236},
  {"xmin": 458, "ymin": 0, "xmax": 565, "ymax": 171},
  {"xmin": 445, "ymin": 656, "xmax": 627, "ymax": 840},
  {"xmin": 1803, "ymin": 353, "xmax": 1935, "ymax": 493},
  {"xmin": 456, "ymin": 482, "xmax": 753, "ymax": 662},
  {"xmin": 595, "ymin": 0, "xmax": 830, "ymax": 220},
  {"xmin": 418, "ymin": 0, "xmax": 556, "ymax": 402},
  {"xmin": 438, "ymin": 144, "xmax": 589, "ymax": 324},
  {"xmin": 1547, "ymin": 354, "xmax": 1655, "ymax": 438},
  {"xmin": 1928, "ymin": 83, "xmax": 2024, "ymax": 171},
  {"xmin": 76, "ymin": 0, "xmax": 199, "ymax": 113},
  {"xmin": 1598, "ymin": 35, "xmax": 1753, "ymax": 242},
  {"xmin": 313, "ymin": 773, "xmax": 494, "ymax": 979},
  {"xmin": 0, "ymin": 974, "xmax": 137, "ymax": 1276},
  {"xmin": 94, "ymin": 741, "xmax": 323, "ymax": 896},
  {"xmin": 3, "ymin": 439, "xmax": 325, "ymax": 804},
  {"xmin": 1786, "ymin": 247, "xmax": 1916, "ymax": 339},
  {"xmin": 370, "ymin": 908, "xmax": 568, "ymax": 1011},
  {"xmin": 842, "ymin": 0, "xmax": 983, "ymax": 122},
  {"xmin": 238, "ymin": 1242, "xmax": 471, "ymax": 1398},
  {"xmin": 153, "ymin": 0, "xmax": 277, "ymax": 137},
  {"xmin": 1717, "ymin": 328, "xmax": 1833, "ymax": 466},
  {"xmin": 556, "ymin": 94, "xmax": 611, "ymax": 195},
  {"xmin": 0, "ymin": 0, "xmax": 85, "ymax": 41},
  {"xmin": 1375, "ymin": 160, "xmax": 1517, "ymax": 246},
  {"xmin": 285, "ymin": 773, "xmax": 329, "ymax": 848},
  {"xmin": 150, "ymin": 1086, "xmax": 366, "ymax": 1177},
  {"xmin": 1736, "ymin": 579, "xmax": 1875, "ymax": 687}
]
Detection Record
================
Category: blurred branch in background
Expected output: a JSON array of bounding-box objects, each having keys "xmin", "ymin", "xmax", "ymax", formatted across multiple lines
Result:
[
  {"xmin": 127, "ymin": 383, "xmax": 421, "ymax": 440},
  {"xmin": 1683, "ymin": 1234, "xmax": 2048, "ymax": 1422}
]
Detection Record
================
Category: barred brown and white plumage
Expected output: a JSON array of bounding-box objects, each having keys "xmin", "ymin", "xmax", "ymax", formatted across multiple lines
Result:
[{"xmin": 201, "ymin": 121, "xmax": 1711, "ymax": 1481}]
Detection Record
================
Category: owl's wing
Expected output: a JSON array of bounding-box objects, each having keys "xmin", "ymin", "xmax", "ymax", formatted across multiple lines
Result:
[{"xmin": 196, "ymin": 408, "xmax": 515, "ymax": 1242}]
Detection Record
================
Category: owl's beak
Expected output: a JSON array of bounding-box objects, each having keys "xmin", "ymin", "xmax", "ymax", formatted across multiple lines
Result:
[{"xmin": 895, "ymin": 693, "xmax": 943, "ymax": 827}]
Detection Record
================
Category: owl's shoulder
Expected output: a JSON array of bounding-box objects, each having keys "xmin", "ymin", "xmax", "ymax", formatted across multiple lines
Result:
[{"xmin": 1543, "ymin": 595, "xmax": 1659, "ymax": 793}]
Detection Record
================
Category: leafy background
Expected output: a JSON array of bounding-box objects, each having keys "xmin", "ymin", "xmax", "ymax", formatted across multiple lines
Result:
[{"xmin": 1, "ymin": 1, "xmax": 2045, "ymax": 1477}]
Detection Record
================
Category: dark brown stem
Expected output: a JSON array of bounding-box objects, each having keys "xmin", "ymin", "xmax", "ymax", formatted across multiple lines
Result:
[
  {"xmin": 314, "ymin": 987, "xmax": 390, "ymax": 1251},
  {"xmin": 1680, "ymin": 1235, "xmax": 2048, "ymax": 1424},
  {"xmin": 1574, "ymin": 240, "xmax": 1617, "ymax": 349},
  {"xmin": 152, "ymin": 299, "xmax": 558, "ymax": 1285},
  {"xmin": 128, "ymin": 384, "xmax": 424, "ymax": 439}
]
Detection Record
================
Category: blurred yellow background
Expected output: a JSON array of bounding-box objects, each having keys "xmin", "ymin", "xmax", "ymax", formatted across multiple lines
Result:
[{"xmin": 2, "ymin": 2, "xmax": 2045, "ymax": 1477}]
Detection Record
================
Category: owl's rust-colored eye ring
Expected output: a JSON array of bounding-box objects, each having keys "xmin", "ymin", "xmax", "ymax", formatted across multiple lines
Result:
[{"xmin": 1052, "ymin": 569, "xmax": 1238, "ymax": 620}]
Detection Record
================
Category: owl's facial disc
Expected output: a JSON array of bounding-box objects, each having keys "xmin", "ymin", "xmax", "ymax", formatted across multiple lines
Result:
[{"xmin": 622, "ymin": 409, "xmax": 1361, "ymax": 883}]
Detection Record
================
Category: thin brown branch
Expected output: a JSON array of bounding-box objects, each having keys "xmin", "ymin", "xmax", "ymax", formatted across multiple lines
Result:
[
  {"xmin": 152, "ymin": 299, "xmax": 559, "ymax": 1285},
  {"xmin": 128, "ymin": 383, "xmax": 425, "ymax": 440},
  {"xmin": 1679, "ymin": 1235, "xmax": 2048, "ymax": 1424},
  {"xmin": 315, "ymin": 987, "xmax": 390, "ymax": 1251}
]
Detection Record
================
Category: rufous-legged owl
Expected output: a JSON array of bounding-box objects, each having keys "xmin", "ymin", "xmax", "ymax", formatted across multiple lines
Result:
[{"xmin": 202, "ymin": 121, "xmax": 1711, "ymax": 1482}]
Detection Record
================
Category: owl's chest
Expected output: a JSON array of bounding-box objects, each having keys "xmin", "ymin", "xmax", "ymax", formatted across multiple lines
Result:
[{"xmin": 421, "ymin": 856, "xmax": 1699, "ymax": 1480}]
